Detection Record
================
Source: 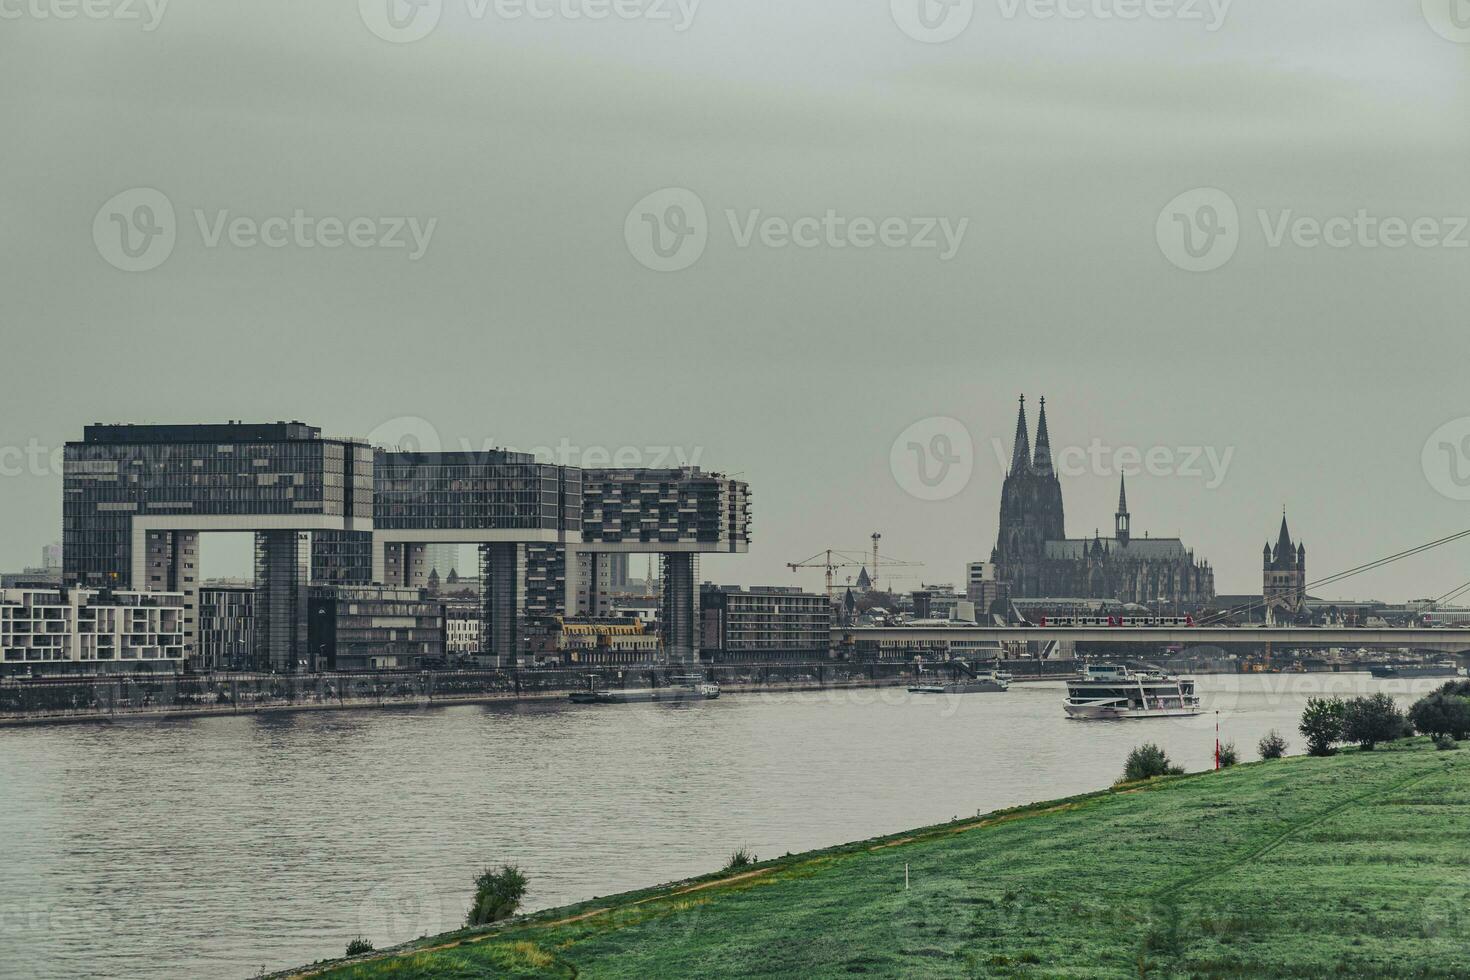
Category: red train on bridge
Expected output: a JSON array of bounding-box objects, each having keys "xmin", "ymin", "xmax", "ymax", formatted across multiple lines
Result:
[{"xmin": 1035, "ymin": 615, "xmax": 1195, "ymax": 628}]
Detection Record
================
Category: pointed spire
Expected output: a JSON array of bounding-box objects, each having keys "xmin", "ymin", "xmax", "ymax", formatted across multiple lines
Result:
[
  {"xmin": 1032, "ymin": 397, "xmax": 1053, "ymax": 474},
  {"xmin": 1009, "ymin": 395, "xmax": 1030, "ymax": 473},
  {"xmin": 1115, "ymin": 474, "xmax": 1131, "ymax": 545},
  {"xmin": 1276, "ymin": 510, "xmax": 1293, "ymax": 558}
]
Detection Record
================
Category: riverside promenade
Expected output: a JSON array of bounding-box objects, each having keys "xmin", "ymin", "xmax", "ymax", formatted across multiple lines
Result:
[{"xmin": 0, "ymin": 661, "xmax": 1078, "ymax": 726}]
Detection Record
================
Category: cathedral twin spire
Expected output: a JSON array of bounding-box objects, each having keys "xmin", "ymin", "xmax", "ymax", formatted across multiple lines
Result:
[{"xmin": 1009, "ymin": 395, "xmax": 1054, "ymax": 475}]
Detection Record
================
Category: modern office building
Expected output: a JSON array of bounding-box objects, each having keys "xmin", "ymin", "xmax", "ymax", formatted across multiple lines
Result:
[
  {"xmin": 307, "ymin": 585, "xmax": 445, "ymax": 671},
  {"xmin": 63, "ymin": 422, "xmax": 374, "ymax": 672},
  {"xmin": 0, "ymin": 587, "xmax": 185, "ymax": 677},
  {"xmin": 700, "ymin": 585, "xmax": 830, "ymax": 662},
  {"xmin": 65, "ymin": 426, "xmax": 751, "ymax": 671},
  {"xmin": 581, "ymin": 468, "xmax": 752, "ymax": 663},
  {"xmin": 198, "ymin": 584, "xmax": 254, "ymax": 672}
]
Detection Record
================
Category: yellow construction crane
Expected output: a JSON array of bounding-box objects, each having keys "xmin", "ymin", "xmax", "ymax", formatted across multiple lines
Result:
[
  {"xmin": 869, "ymin": 531, "xmax": 923, "ymax": 590},
  {"xmin": 789, "ymin": 537, "xmax": 924, "ymax": 603},
  {"xmin": 788, "ymin": 550, "xmax": 870, "ymax": 604}
]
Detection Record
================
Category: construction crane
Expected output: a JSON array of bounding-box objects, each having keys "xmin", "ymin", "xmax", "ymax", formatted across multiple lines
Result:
[
  {"xmin": 787, "ymin": 550, "xmax": 870, "ymax": 604},
  {"xmin": 869, "ymin": 531, "xmax": 923, "ymax": 591},
  {"xmin": 789, "ymin": 537, "xmax": 924, "ymax": 603}
]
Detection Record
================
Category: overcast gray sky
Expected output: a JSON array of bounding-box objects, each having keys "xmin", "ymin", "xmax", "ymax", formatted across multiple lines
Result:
[{"xmin": 2, "ymin": 0, "xmax": 1469, "ymax": 599}]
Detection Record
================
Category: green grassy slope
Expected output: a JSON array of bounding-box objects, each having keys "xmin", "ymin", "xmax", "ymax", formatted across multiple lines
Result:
[{"xmin": 293, "ymin": 740, "xmax": 1470, "ymax": 979}]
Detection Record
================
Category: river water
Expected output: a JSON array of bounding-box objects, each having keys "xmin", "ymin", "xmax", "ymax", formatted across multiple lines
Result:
[{"xmin": 0, "ymin": 672, "xmax": 1450, "ymax": 978}]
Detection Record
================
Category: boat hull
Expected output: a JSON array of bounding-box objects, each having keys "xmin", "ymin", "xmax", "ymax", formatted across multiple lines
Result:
[
  {"xmin": 1064, "ymin": 702, "xmax": 1202, "ymax": 720},
  {"xmin": 908, "ymin": 681, "xmax": 1008, "ymax": 694}
]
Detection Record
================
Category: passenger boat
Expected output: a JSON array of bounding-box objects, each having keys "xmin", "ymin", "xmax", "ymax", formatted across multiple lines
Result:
[
  {"xmin": 569, "ymin": 674, "xmax": 719, "ymax": 704},
  {"xmin": 1064, "ymin": 664, "xmax": 1201, "ymax": 720}
]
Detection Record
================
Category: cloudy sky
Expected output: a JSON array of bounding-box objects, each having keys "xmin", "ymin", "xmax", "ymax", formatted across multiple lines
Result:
[{"xmin": 2, "ymin": 0, "xmax": 1469, "ymax": 599}]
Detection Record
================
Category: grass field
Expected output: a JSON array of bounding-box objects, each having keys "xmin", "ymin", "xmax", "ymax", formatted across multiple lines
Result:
[{"xmin": 289, "ymin": 739, "xmax": 1470, "ymax": 978}]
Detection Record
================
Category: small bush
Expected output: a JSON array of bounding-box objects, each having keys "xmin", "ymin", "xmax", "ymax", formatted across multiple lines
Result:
[
  {"xmin": 1342, "ymin": 693, "xmax": 1409, "ymax": 751},
  {"xmin": 467, "ymin": 864, "xmax": 528, "ymax": 927},
  {"xmin": 1217, "ymin": 742, "xmax": 1239, "ymax": 768},
  {"xmin": 1410, "ymin": 691, "xmax": 1470, "ymax": 741},
  {"xmin": 1257, "ymin": 729, "xmax": 1288, "ymax": 760},
  {"xmin": 1434, "ymin": 734, "xmax": 1460, "ymax": 751},
  {"xmin": 724, "ymin": 848, "xmax": 757, "ymax": 871},
  {"xmin": 344, "ymin": 937, "xmax": 374, "ymax": 957},
  {"xmin": 1122, "ymin": 743, "xmax": 1184, "ymax": 783},
  {"xmin": 1299, "ymin": 697, "xmax": 1346, "ymax": 756}
]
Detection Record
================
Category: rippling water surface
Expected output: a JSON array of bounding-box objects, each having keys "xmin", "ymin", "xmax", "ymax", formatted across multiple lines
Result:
[{"xmin": 0, "ymin": 672, "xmax": 1447, "ymax": 978}]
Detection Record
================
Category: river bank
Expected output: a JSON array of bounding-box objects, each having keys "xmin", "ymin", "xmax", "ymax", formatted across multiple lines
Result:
[
  {"xmin": 0, "ymin": 661, "xmax": 1077, "ymax": 727},
  {"xmin": 286, "ymin": 738, "xmax": 1470, "ymax": 979}
]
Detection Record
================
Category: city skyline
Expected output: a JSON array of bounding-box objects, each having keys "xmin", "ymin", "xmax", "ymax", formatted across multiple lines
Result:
[
  {"xmin": 3, "ymin": 1, "xmax": 1469, "ymax": 602},
  {"xmin": 4, "ymin": 400, "xmax": 1468, "ymax": 603}
]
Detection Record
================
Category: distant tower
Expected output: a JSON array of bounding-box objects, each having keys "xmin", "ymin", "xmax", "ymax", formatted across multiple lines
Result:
[
  {"xmin": 992, "ymin": 396, "xmax": 1066, "ymax": 598},
  {"xmin": 1115, "ymin": 475, "xmax": 1131, "ymax": 547},
  {"xmin": 1263, "ymin": 511, "xmax": 1306, "ymax": 624}
]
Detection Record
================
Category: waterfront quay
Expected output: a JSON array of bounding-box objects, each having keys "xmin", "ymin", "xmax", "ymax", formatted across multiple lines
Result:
[{"xmin": 0, "ymin": 660, "xmax": 1079, "ymax": 726}]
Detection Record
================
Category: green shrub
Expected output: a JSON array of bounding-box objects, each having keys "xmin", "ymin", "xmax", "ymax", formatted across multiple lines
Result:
[
  {"xmin": 1122, "ymin": 743, "xmax": 1184, "ymax": 782},
  {"xmin": 467, "ymin": 864, "xmax": 528, "ymax": 927},
  {"xmin": 724, "ymin": 848, "xmax": 757, "ymax": 871},
  {"xmin": 1433, "ymin": 734, "xmax": 1460, "ymax": 751},
  {"xmin": 1409, "ymin": 691, "xmax": 1470, "ymax": 741},
  {"xmin": 345, "ymin": 937, "xmax": 374, "ymax": 957},
  {"xmin": 1217, "ymin": 742, "xmax": 1239, "ymax": 768},
  {"xmin": 1299, "ymin": 697, "xmax": 1346, "ymax": 756},
  {"xmin": 1257, "ymin": 729, "xmax": 1288, "ymax": 760},
  {"xmin": 1341, "ymin": 693, "xmax": 1409, "ymax": 750}
]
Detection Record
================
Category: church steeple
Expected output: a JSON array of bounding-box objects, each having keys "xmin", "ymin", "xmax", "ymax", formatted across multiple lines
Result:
[
  {"xmin": 1032, "ymin": 397, "xmax": 1053, "ymax": 475},
  {"xmin": 1276, "ymin": 510, "xmax": 1294, "ymax": 560},
  {"xmin": 1115, "ymin": 475, "xmax": 1131, "ymax": 546},
  {"xmin": 1009, "ymin": 395, "xmax": 1031, "ymax": 473}
]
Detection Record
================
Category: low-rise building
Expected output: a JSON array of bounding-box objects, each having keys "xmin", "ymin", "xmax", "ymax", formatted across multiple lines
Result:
[
  {"xmin": 308, "ymin": 586, "xmax": 445, "ymax": 672},
  {"xmin": 531, "ymin": 616, "xmax": 660, "ymax": 665},
  {"xmin": 700, "ymin": 585, "xmax": 831, "ymax": 662},
  {"xmin": 0, "ymin": 588, "xmax": 185, "ymax": 677},
  {"xmin": 443, "ymin": 599, "xmax": 481, "ymax": 660}
]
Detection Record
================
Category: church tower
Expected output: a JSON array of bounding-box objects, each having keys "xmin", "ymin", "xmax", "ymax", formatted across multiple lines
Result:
[
  {"xmin": 993, "ymin": 396, "xmax": 1066, "ymax": 597},
  {"xmin": 1263, "ymin": 511, "xmax": 1306, "ymax": 624}
]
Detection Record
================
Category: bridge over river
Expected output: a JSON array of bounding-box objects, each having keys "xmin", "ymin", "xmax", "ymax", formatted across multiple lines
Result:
[{"xmin": 833, "ymin": 626, "xmax": 1470, "ymax": 654}]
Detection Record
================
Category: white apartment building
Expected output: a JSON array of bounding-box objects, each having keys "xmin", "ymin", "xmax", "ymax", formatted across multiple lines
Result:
[{"xmin": 0, "ymin": 588, "xmax": 186, "ymax": 676}]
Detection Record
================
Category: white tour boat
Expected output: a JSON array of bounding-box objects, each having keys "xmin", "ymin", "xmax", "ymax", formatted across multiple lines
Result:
[{"xmin": 1064, "ymin": 664, "xmax": 1202, "ymax": 720}]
